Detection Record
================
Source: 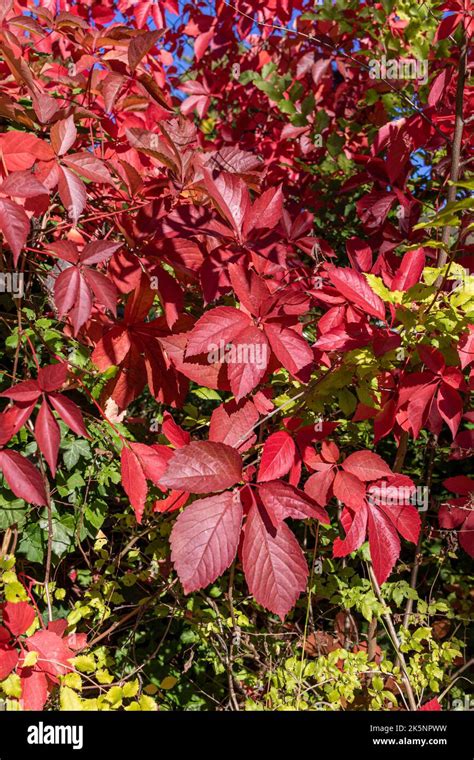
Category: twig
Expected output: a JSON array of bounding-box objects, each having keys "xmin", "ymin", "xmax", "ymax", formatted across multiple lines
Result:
[
  {"xmin": 438, "ymin": 658, "xmax": 474, "ymax": 702},
  {"xmin": 367, "ymin": 562, "xmax": 417, "ymax": 710},
  {"xmin": 402, "ymin": 435, "xmax": 437, "ymax": 628},
  {"xmin": 36, "ymin": 449, "xmax": 53, "ymax": 623}
]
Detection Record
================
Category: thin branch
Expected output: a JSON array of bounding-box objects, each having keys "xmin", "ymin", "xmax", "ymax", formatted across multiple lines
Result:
[{"xmin": 367, "ymin": 562, "xmax": 417, "ymax": 710}]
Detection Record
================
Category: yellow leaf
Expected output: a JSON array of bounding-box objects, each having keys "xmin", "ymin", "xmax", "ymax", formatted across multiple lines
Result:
[
  {"xmin": 160, "ymin": 676, "xmax": 178, "ymax": 690},
  {"xmin": 22, "ymin": 651, "xmax": 38, "ymax": 668},
  {"xmin": 122, "ymin": 679, "xmax": 139, "ymax": 698},
  {"xmin": 60, "ymin": 686, "xmax": 83, "ymax": 711}
]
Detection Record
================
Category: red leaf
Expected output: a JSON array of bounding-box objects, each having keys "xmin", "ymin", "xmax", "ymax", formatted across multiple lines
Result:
[
  {"xmin": 0, "ymin": 198, "xmax": 30, "ymax": 266},
  {"xmin": 258, "ymin": 480, "xmax": 329, "ymax": 524},
  {"xmin": 458, "ymin": 326, "xmax": 474, "ymax": 370},
  {"xmin": 391, "ymin": 248, "xmax": 425, "ymax": 291},
  {"xmin": 209, "ymin": 400, "xmax": 258, "ymax": 453},
  {"xmin": 314, "ymin": 324, "xmax": 374, "ymax": 352},
  {"xmin": 0, "ymin": 450, "xmax": 47, "ymax": 505},
  {"xmin": 50, "ymin": 115, "xmax": 77, "ymax": 156},
  {"xmin": 378, "ymin": 502, "xmax": 421, "ymax": 545},
  {"xmin": 154, "ymin": 490, "xmax": 189, "ymax": 514},
  {"xmin": 54, "ymin": 267, "xmax": 80, "ymax": 317},
  {"xmin": 327, "ymin": 267, "xmax": 385, "ymax": 321},
  {"xmin": 83, "ymin": 268, "xmax": 118, "ymax": 315},
  {"xmin": 342, "ymin": 450, "xmax": 393, "ymax": 481},
  {"xmin": 459, "ymin": 512, "xmax": 474, "ymax": 558},
  {"xmin": 48, "ymin": 393, "xmax": 89, "ymax": 438},
  {"xmin": 152, "ymin": 265, "xmax": 184, "ymax": 328},
  {"xmin": 428, "ymin": 70, "xmax": 449, "ymax": 108},
  {"xmin": 170, "ymin": 490, "xmax": 242, "ymax": 593},
  {"xmin": 161, "ymin": 412, "xmax": 191, "ymax": 448},
  {"xmin": 0, "ymin": 379, "xmax": 40, "ymax": 403},
  {"xmin": 185, "ymin": 306, "xmax": 251, "ymax": 357},
  {"xmin": 129, "ymin": 443, "xmax": 172, "ymax": 485},
  {"xmin": 418, "ymin": 345, "xmax": 445, "ymax": 374},
  {"xmin": 203, "ymin": 170, "xmax": 250, "ymax": 238},
  {"xmin": 124, "ymin": 273, "xmax": 155, "ymax": 323},
  {"xmin": 356, "ymin": 191, "xmax": 396, "ymax": 230},
  {"xmin": 0, "ymin": 170, "xmax": 48, "ymax": 198},
  {"xmin": 121, "ymin": 446, "xmax": 148, "ymax": 523},
  {"xmin": 419, "ymin": 698, "xmax": 442, "ymax": 711},
  {"xmin": 263, "ymin": 322, "xmax": 313, "ymax": 380},
  {"xmin": 3, "ymin": 601, "xmax": 36, "ymax": 636},
  {"xmin": 437, "ymin": 381, "xmax": 462, "ymax": 439},
  {"xmin": 54, "ymin": 267, "xmax": 93, "ymax": 335},
  {"xmin": 38, "ymin": 363, "xmax": 68, "ymax": 392},
  {"xmin": 346, "ymin": 237, "xmax": 372, "ymax": 272},
  {"xmin": 257, "ymin": 431, "xmax": 296, "ymax": 482},
  {"xmin": 443, "ymin": 475, "xmax": 473, "ymax": 495},
  {"xmin": 160, "ymin": 441, "xmax": 242, "ymax": 494},
  {"xmin": 0, "ymin": 645, "xmax": 18, "ymax": 679},
  {"xmin": 46, "ymin": 240, "xmax": 79, "ymax": 264},
  {"xmin": 368, "ymin": 506, "xmax": 400, "ymax": 585},
  {"xmin": 20, "ymin": 668, "xmax": 49, "ymax": 710},
  {"xmin": 226, "ymin": 324, "xmax": 269, "ymax": 401},
  {"xmin": 26, "ymin": 629, "xmax": 74, "ymax": 676},
  {"xmin": 406, "ymin": 382, "xmax": 438, "ymax": 439},
  {"xmin": 242, "ymin": 504, "xmax": 308, "ymax": 620},
  {"xmin": 58, "ymin": 166, "xmax": 87, "ymax": 223},
  {"xmin": 102, "ymin": 72, "xmax": 124, "ymax": 112},
  {"xmin": 79, "ymin": 240, "xmax": 122, "ymax": 265},
  {"xmin": 374, "ymin": 398, "xmax": 397, "ymax": 442},
  {"xmin": 34, "ymin": 400, "xmax": 60, "ymax": 475},
  {"xmin": 333, "ymin": 470, "xmax": 366, "ymax": 509},
  {"xmin": 435, "ymin": 12, "xmax": 461, "ymax": 41},
  {"xmin": 243, "ymin": 185, "xmax": 283, "ymax": 237},
  {"xmin": 194, "ymin": 28, "xmax": 214, "ymax": 60},
  {"xmin": 0, "ymin": 132, "xmax": 54, "ymax": 171},
  {"xmin": 304, "ymin": 466, "xmax": 335, "ymax": 507},
  {"xmin": 62, "ymin": 152, "xmax": 114, "ymax": 184},
  {"xmin": 92, "ymin": 325, "xmax": 131, "ymax": 371},
  {"xmin": 333, "ymin": 504, "xmax": 369, "ymax": 558},
  {"xmin": 128, "ymin": 29, "xmax": 163, "ymax": 71}
]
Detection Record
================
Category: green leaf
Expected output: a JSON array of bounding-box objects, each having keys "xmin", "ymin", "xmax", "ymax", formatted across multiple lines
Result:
[
  {"xmin": 84, "ymin": 498, "xmax": 108, "ymax": 532},
  {"xmin": 278, "ymin": 99, "xmax": 296, "ymax": 114},
  {"xmin": 338, "ymin": 388, "xmax": 357, "ymax": 415},
  {"xmin": 17, "ymin": 522, "xmax": 44, "ymax": 563},
  {"xmin": 0, "ymin": 494, "xmax": 28, "ymax": 530},
  {"xmin": 62, "ymin": 439, "xmax": 92, "ymax": 470},
  {"xmin": 192, "ymin": 388, "xmax": 221, "ymax": 401},
  {"xmin": 239, "ymin": 70, "xmax": 257, "ymax": 85},
  {"xmin": 67, "ymin": 472, "xmax": 85, "ymax": 490},
  {"xmin": 38, "ymin": 505, "xmax": 75, "ymax": 559},
  {"xmin": 261, "ymin": 62, "xmax": 277, "ymax": 78},
  {"xmin": 326, "ymin": 133, "xmax": 345, "ymax": 157},
  {"xmin": 254, "ymin": 80, "xmax": 282, "ymax": 101}
]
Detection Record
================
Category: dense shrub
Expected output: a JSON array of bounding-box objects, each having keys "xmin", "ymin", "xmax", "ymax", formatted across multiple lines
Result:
[{"xmin": 0, "ymin": 0, "xmax": 472, "ymax": 712}]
